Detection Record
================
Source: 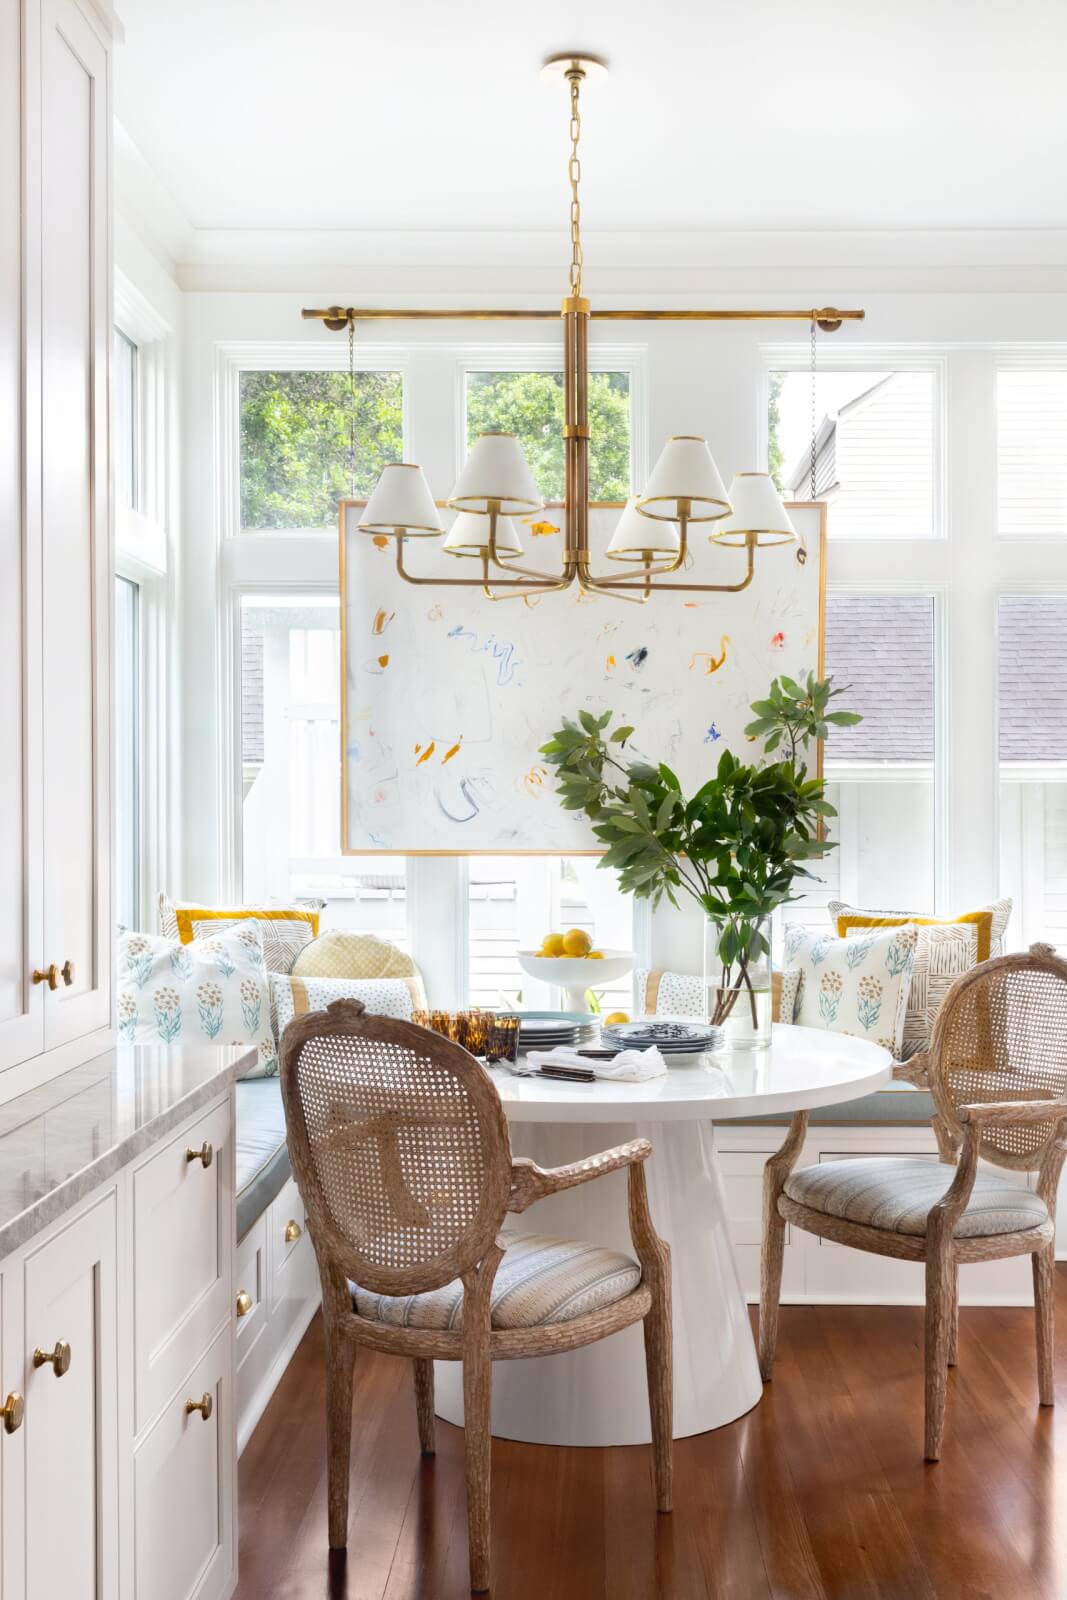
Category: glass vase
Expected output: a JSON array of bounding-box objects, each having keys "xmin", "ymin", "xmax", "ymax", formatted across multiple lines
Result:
[{"xmin": 703, "ymin": 915, "xmax": 773, "ymax": 1050}]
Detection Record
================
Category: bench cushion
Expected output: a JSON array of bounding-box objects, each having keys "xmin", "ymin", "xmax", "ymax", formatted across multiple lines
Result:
[
  {"xmin": 351, "ymin": 1231, "xmax": 641, "ymax": 1331},
  {"xmin": 783, "ymin": 1156, "xmax": 1049, "ymax": 1239},
  {"xmin": 236, "ymin": 1080, "xmax": 291, "ymax": 1241}
]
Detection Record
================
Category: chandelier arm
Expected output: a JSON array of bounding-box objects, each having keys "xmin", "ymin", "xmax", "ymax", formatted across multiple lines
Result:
[
  {"xmin": 393, "ymin": 539, "xmax": 564, "ymax": 593},
  {"xmin": 483, "ymin": 505, "xmax": 575, "ymax": 585},
  {"xmin": 580, "ymin": 533, "xmax": 757, "ymax": 594}
]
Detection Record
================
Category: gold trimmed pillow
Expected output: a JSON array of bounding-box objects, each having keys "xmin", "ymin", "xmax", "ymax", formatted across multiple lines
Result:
[
  {"xmin": 827, "ymin": 899, "xmax": 1013, "ymax": 1059},
  {"xmin": 159, "ymin": 895, "xmax": 320, "ymax": 973}
]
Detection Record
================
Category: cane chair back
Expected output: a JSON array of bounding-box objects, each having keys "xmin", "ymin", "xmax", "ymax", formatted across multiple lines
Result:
[
  {"xmin": 928, "ymin": 944, "xmax": 1067, "ymax": 1171},
  {"xmin": 280, "ymin": 999, "xmax": 513, "ymax": 1295}
]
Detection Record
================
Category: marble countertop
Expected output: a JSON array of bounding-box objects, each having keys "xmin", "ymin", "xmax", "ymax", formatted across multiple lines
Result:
[{"xmin": 0, "ymin": 1043, "xmax": 254, "ymax": 1258}]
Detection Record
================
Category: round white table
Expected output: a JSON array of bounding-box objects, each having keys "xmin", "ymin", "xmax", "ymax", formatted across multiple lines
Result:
[{"xmin": 435, "ymin": 1024, "xmax": 892, "ymax": 1446}]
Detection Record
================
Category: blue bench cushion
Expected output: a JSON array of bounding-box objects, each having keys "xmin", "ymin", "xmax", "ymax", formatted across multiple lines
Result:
[{"xmin": 236, "ymin": 1079, "xmax": 291, "ymax": 1241}]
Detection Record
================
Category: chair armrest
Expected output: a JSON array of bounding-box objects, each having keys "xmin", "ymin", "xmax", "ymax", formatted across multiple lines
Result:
[
  {"xmin": 892, "ymin": 1052, "xmax": 931, "ymax": 1087},
  {"xmin": 508, "ymin": 1139, "xmax": 652, "ymax": 1215},
  {"xmin": 958, "ymin": 1098, "xmax": 1067, "ymax": 1126}
]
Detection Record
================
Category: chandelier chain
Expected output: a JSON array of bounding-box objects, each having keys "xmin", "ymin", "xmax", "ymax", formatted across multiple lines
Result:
[
  {"xmin": 809, "ymin": 316, "xmax": 818, "ymax": 502},
  {"xmin": 348, "ymin": 313, "xmax": 357, "ymax": 496},
  {"xmin": 568, "ymin": 70, "xmax": 583, "ymax": 297}
]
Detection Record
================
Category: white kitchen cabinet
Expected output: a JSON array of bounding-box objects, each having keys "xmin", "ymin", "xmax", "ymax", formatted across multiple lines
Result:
[{"xmin": 0, "ymin": 0, "xmax": 114, "ymax": 1100}]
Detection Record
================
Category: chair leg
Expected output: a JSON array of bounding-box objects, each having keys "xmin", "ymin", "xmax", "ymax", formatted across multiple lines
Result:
[
  {"xmin": 759, "ymin": 1204, "xmax": 787, "ymax": 1381},
  {"xmin": 413, "ymin": 1358, "xmax": 436, "ymax": 1453},
  {"xmin": 924, "ymin": 1246, "xmax": 954, "ymax": 1461},
  {"xmin": 462, "ymin": 1338, "xmax": 492, "ymax": 1592},
  {"xmin": 1033, "ymin": 1244, "xmax": 1057, "ymax": 1407},
  {"xmin": 642, "ymin": 1255, "xmax": 673, "ymax": 1513},
  {"xmin": 948, "ymin": 1265, "xmax": 959, "ymax": 1367},
  {"xmin": 325, "ymin": 1332, "xmax": 357, "ymax": 1548}
]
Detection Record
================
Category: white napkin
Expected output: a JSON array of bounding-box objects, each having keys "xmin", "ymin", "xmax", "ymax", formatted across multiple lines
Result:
[{"xmin": 526, "ymin": 1045, "xmax": 667, "ymax": 1083}]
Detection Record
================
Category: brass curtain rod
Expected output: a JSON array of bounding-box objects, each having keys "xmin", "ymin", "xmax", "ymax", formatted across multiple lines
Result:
[{"xmin": 302, "ymin": 306, "xmax": 864, "ymax": 332}]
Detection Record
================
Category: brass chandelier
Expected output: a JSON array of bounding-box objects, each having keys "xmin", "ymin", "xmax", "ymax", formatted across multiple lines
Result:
[{"xmin": 305, "ymin": 53, "xmax": 864, "ymax": 603}]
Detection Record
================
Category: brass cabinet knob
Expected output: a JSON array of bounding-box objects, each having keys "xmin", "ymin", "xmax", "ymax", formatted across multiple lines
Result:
[
  {"xmin": 185, "ymin": 1392, "xmax": 213, "ymax": 1422},
  {"xmin": 284, "ymin": 1219, "xmax": 302, "ymax": 1244},
  {"xmin": 31, "ymin": 965, "xmax": 58, "ymax": 991},
  {"xmin": 186, "ymin": 1141, "xmax": 213, "ymax": 1168},
  {"xmin": 1, "ymin": 1393, "xmax": 24, "ymax": 1434},
  {"xmin": 235, "ymin": 1290, "xmax": 253, "ymax": 1318},
  {"xmin": 61, "ymin": 959, "xmax": 75, "ymax": 987},
  {"xmin": 33, "ymin": 1340, "xmax": 71, "ymax": 1377}
]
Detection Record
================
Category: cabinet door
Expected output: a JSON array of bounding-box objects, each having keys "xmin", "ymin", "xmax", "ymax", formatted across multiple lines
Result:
[
  {"xmin": 23, "ymin": 1191, "xmax": 118, "ymax": 1599},
  {"xmin": 39, "ymin": 0, "xmax": 111, "ymax": 1052},
  {"xmin": 134, "ymin": 1326, "xmax": 235, "ymax": 1600},
  {"xmin": 0, "ymin": 0, "xmax": 45, "ymax": 1076}
]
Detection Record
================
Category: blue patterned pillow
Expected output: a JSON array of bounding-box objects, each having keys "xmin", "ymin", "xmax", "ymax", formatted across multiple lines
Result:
[{"xmin": 787, "ymin": 924, "xmax": 917, "ymax": 1055}]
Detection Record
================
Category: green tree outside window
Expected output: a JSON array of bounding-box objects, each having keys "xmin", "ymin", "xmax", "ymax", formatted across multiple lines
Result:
[
  {"xmin": 466, "ymin": 370, "xmax": 631, "ymax": 501},
  {"xmin": 239, "ymin": 370, "xmax": 403, "ymax": 530}
]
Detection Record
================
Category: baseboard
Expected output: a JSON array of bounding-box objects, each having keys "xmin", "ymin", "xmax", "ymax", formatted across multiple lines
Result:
[
  {"xmin": 748, "ymin": 1292, "xmax": 1040, "ymax": 1308},
  {"xmin": 237, "ymin": 1290, "xmax": 321, "ymax": 1456}
]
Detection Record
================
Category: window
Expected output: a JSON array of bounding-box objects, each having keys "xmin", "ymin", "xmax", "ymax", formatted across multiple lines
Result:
[
  {"xmin": 240, "ymin": 595, "xmax": 406, "ymax": 935},
  {"xmin": 783, "ymin": 594, "xmax": 938, "ymax": 939},
  {"xmin": 114, "ymin": 576, "xmax": 141, "ymax": 929},
  {"xmin": 113, "ymin": 328, "xmax": 138, "ymax": 511},
  {"xmin": 769, "ymin": 369, "xmax": 936, "ymax": 538},
  {"xmin": 468, "ymin": 856, "xmax": 633, "ymax": 1012},
  {"xmin": 997, "ymin": 370, "xmax": 1067, "ymax": 537},
  {"xmin": 998, "ymin": 595, "xmax": 1067, "ymax": 949},
  {"xmin": 239, "ymin": 370, "xmax": 403, "ymax": 530},
  {"xmin": 466, "ymin": 370, "xmax": 631, "ymax": 501}
]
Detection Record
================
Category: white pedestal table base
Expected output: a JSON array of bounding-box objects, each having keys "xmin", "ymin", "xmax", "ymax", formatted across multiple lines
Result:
[{"xmin": 434, "ymin": 1118, "xmax": 763, "ymax": 1446}]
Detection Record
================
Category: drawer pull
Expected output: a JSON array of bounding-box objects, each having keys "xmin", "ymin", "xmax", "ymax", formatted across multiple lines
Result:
[
  {"xmin": 284, "ymin": 1219, "xmax": 302, "ymax": 1244},
  {"xmin": 33, "ymin": 1340, "xmax": 71, "ymax": 1377},
  {"xmin": 185, "ymin": 1392, "xmax": 213, "ymax": 1422},
  {"xmin": 186, "ymin": 1141, "xmax": 214, "ymax": 1168},
  {"xmin": 31, "ymin": 965, "xmax": 58, "ymax": 991},
  {"xmin": 1, "ymin": 1392, "xmax": 24, "ymax": 1434},
  {"xmin": 61, "ymin": 959, "xmax": 75, "ymax": 987},
  {"xmin": 235, "ymin": 1290, "xmax": 253, "ymax": 1318}
]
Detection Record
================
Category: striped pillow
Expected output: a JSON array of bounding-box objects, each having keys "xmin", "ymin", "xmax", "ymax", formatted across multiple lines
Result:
[
  {"xmin": 351, "ymin": 1231, "xmax": 641, "ymax": 1330},
  {"xmin": 159, "ymin": 895, "xmax": 320, "ymax": 974}
]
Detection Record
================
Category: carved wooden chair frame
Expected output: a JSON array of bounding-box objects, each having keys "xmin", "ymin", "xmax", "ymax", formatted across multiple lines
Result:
[
  {"xmin": 759, "ymin": 943, "xmax": 1067, "ymax": 1460},
  {"xmin": 280, "ymin": 999, "xmax": 672, "ymax": 1592}
]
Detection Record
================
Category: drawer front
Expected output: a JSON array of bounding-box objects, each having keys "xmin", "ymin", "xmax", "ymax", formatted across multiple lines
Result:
[
  {"xmin": 269, "ymin": 1177, "xmax": 318, "ymax": 1333},
  {"xmin": 134, "ymin": 1325, "xmax": 234, "ymax": 1600},
  {"xmin": 271, "ymin": 1176, "xmax": 308, "ymax": 1280},
  {"xmin": 234, "ymin": 1214, "xmax": 266, "ymax": 1372},
  {"xmin": 134, "ymin": 1098, "xmax": 232, "ymax": 1431}
]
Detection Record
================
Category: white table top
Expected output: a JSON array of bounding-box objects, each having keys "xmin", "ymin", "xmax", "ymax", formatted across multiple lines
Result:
[{"xmin": 488, "ymin": 1023, "xmax": 892, "ymax": 1123}]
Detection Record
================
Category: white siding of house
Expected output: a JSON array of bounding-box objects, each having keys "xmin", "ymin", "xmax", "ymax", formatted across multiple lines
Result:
[
  {"xmin": 998, "ymin": 369, "xmax": 1067, "ymax": 537},
  {"xmin": 833, "ymin": 373, "xmax": 935, "ymax": 538}
]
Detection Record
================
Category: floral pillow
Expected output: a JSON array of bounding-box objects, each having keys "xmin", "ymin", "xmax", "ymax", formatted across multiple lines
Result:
[
  {"xmin": 117, "ymin": 923, "xmax": 276, "ymax": 1075},
  {"xmin": 783, "ymin": 923, "xmax": 918, "ymax": 1057}
]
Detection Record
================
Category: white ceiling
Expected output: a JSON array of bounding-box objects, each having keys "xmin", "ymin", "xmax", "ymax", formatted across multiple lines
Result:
[{"xmin": 114, "ymin": 0, "xmax": 1067, "ymax": 240}]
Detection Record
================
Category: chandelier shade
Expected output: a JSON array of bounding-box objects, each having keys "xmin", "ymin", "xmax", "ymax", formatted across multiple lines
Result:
[
  {"xmin": 712, "ymin": 472, "xmax": 799, "ymax": 547},
  {"xmin": 605, "ymin": 498, "xmax": 681, "ymax": 562},
  {"xmin": 447, "ymin": 432, "xmax": 543, "ymax": 516},
  {"xmin": 358, "ymin": 463, "xmax": 444, "ymax": 537},
  {"xmin": 636, "ymin": 436, "xmax": 732, "ymax": 523},
  {"xmin": 443, "ymin": 511, "xmax": 524, "ymax": 559}
]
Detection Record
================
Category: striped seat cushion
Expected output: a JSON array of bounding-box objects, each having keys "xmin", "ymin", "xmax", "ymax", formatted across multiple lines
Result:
[
  {"xmin": 784, "ymin": 1157, "xmax": 1049, "ymax": 1239},
  {"xmin": 351, "ymin": 1231, "xmax": 642, "ymax": 1331}
]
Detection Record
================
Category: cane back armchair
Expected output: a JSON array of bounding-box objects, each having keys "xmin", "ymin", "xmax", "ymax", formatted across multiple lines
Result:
[
  {"xmin": 279, "ymin": 999, "xmax": 672, "ymax": 1592},
  {"xmin": 760, "ymin": 943, "xmax": 1067, "ymax": 1460}
]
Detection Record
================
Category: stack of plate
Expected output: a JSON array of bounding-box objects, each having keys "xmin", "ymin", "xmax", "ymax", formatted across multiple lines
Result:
[
  {"xmin": 515, "ymin": 1012, "xmax": 599, "ymax": 1052},
  {"xmin": 599, "ymin": 1018, "xmax": 724, "ymax": 1056}
]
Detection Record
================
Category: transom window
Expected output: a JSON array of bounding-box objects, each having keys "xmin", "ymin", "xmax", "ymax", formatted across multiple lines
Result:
[
  {"xmin": 997, "ymin": 369, "xmax": 1067, "ymax": 537},
  {"xmin": 465, "ymin": 369, "xmax": 631, "ymax": 501}
]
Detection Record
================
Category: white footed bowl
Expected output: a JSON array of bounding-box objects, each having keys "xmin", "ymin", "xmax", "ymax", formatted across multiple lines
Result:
[{"xmin": 517, "ymin": 948, "xmax": 633, "ymax": 1013}]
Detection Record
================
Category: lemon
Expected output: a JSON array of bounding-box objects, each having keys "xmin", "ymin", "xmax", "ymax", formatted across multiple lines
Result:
[
  {"xmin": 541, "ymin": 933, "xmax": 565, "ymax": 957},
  {"xmin": 561, "ymin": 928, "xmax": 592, "ymax": 957},
  {"xmin": 587, "ymin": 950, "xmax": 604, "ymax": 960},
  {"xmin": 604, "ymin": 1011, "xmax": 629, "ymax": 1026}
]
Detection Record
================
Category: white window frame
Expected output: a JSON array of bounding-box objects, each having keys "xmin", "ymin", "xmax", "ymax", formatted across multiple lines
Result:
[
  {"xmin": 114, "ymin": 272, "xmax": 173, "ymax": 928},
  {"xmin": 216, "ymin": 341, "xmax": 412, "ymax": 541},
  {"xmin": 993, "ymin": 348, "xmax": 1067, "ymax": 544},
  {"xmin": 759, "ymin": 344, "xmax": 948, "ymax": 542}
]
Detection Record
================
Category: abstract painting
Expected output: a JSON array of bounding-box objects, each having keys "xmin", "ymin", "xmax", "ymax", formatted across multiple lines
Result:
[{"xmin": 340, "ymin": 500, "xmax": 826, "ymax": 853}]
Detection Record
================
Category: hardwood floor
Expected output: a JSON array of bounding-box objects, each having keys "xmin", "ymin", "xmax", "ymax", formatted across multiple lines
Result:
[{"xmin": 234, "ymin": 1270, "xmax": 1067, "ymax": 1598}]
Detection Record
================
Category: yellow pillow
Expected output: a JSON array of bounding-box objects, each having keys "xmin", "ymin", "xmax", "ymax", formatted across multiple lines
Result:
[
  {"xmin": 830, "ymin": 898, "xmax": 1011, "ymax": 965},
  {"xmin": 169, "ymin": 904, "xmax": 320, "ymax": 973}
]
